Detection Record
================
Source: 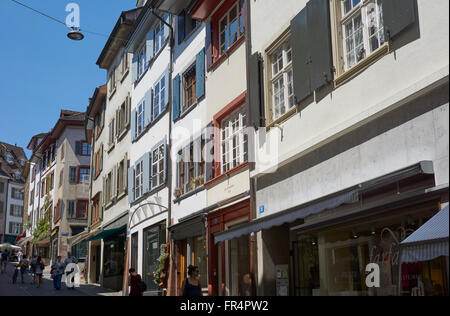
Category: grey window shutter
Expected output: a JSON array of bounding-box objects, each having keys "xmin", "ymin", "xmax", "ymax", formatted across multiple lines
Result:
[
  {"xmin": 102, "ymin": 176, "xmax": 106, "ymax": 208},
  {"xmin": 131, "ymin": 108, "xmax": 137, "ymax": 142},
  {"xmin": 115, "ymin": 110, "xmax": 120, "ymax": 138},
  {"xmin": 307, "ymin": 0, "xmax": 333, "ymax": 92},
  {"xmin": 205, "ymin": 124, "xmax": 215, "ymax": 182},
  {"xmin": 205, "ymin": 22, "xmax": 212, "ymax": 70},
  {"xmin": 248, "ymin": 52, "xmax": 264, "ymax": 129},
  {"xmin": 164, "ymin": 13, "xmax": 171, "ymax": 42},
  {"xmin": 163, "ymin": 143, "xmax": 168, "ymax": 184},
  {"xmin": 146, "ymin": 30, "xmax": 155, "ymax": 64},
  {"xmin": 75, "ymin": 141, "xmax": 81, "ymax": 155},
  {"xmin": 291, "ymin": 7, "xmax": 312, "ymax": 106},
  {"xmin": 178, "ymin": 12, "xmax": 185, "ymax": 44},
  {"xmin": 123, "ymin": 153, "xmax": 128, "ymax": 193},
  {"xmin": 100, "ymin": 144, "xmax": 103, "ymax": 171},
  {"xmin": 184, "ymin": 148, "xmax": 190, "ymax": 192},
  {"xmin": 383, "ymin": 0, "xmax": 416, "ymax": 40},
  {"xmin": 132, "ymin": 54, "xmax": 138, "ymax": 83},
  {"xmin": 143, "ymin": 153, "xmax": 151, "ymax": 194},
  {"xmin": 125, "ymin": 95, "xmax": 131, "ymax": 128},
  {"xmin": 128, "ymin": 167, "xmax": 134, "ymax": 204},
  {"xmin": 163, "ymin": 67, "xmax": 170, "ymax": 111},
  {"xmin": 196, "ymin": 49, "xmax": 206, "ymax": 99},
  {"xmin": 173, "ymin": 74, "xmax": 181, "ymax": 121},
  {"xmin": 99, "ymin": 192, "xmax": 103, "ymax": 220},
  {"xmin": 144, "ymin": 90, "xmax": 153, "ymax": 127},
  {"xmin": 112, "ymin": 165, "xmax": 118, "ymax": 199}
]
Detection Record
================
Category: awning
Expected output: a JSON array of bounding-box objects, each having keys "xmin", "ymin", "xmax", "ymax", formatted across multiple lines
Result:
[
  {"xmin": 35, "ymin": 237, "xmax": 50, "ymax": 247},
  {"xmin": 401, "ymin": 205, "xmax": 449, "ymax": 263},
  {"xmin": 86, "ymin": 225, "xmax": 127, "ymax": 242},
  {"xmin": 214, "ymin": 189, "xmax": 359, "ymax": 244},
  {"xmin": 18, "ymin": 236, "xmax": 33, "ymax": 246},
  {"xmin": 169, "ymin": 215, "xmax": 205, "ymax": 241}
]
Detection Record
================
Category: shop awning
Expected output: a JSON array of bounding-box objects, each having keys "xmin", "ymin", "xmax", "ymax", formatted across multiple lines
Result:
[
  {"xmin": 401, "ymin": 205, "xmax": 449, "ymax": 263},
  {"xmin": 35, "ymin": 237, "xmax": 50, "ymax": 247},
  {"xmin": 86, "ymin": 225, "xmax": 127, "ymax": 242},
  {"xmin": 169, "ymin": 215, "xmax": 205, "ymax": 241},
  {"xmin": 214, "ymin": 189, "xmax": 359, "ymax": 244}
]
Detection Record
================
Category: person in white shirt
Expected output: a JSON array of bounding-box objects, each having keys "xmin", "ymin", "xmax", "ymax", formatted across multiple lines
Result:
[{"xmin": 64, "ymin": 252, "xmax": 78, "ymax": 290}]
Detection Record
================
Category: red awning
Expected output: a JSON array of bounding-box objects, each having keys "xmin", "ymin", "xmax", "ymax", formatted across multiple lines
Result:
[
  {"xmin": 190, "ymin": 0, "xmax": 222, "ymax": 20},
  {"xmin": 15, "ymin": 232, "xmax": 26, "ymax": 243}
]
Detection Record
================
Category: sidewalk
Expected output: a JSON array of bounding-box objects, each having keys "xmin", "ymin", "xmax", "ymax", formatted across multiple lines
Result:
[{"xmin": 0, "ymin": 262, "xmax": 121, "ymax": 296}]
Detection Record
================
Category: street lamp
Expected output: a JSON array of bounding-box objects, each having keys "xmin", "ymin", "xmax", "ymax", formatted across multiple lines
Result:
[{"xmin": 67, "ymin": 27, "xmax": 84, "ymax": 41}]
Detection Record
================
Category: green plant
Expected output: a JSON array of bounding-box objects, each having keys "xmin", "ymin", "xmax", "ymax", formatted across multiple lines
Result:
[
  {"xmin": 24, "ymin": 221, "xmax": 32, "ymax": 231},
  {"xmin": 153, "ymin": 243, "xmax": 170, "ymax": 288},
  {"xmin": 33, "ymin": 194, "xmax": 52, "ymax": 243}
]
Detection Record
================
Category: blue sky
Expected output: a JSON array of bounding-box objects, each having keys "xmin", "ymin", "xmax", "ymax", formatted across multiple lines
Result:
[{"xmin": 0, "ymin": 0, "xmax": 136, "ymax": 158}]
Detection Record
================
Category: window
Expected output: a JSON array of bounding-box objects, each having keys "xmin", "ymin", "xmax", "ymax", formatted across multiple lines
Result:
[
  {"xmin": 143, "ymin": 223, "xmax": 166, "ymax": 293},
  {"xmin": 135, "ymin": 160, "xmax": 144, "ymax": 200},
  {"xmin": 49, "ymin": 172, "xmax": 54, "ymax": 191},
  {"xmin": 219, "ymin": 2, "xmax": 244, "ymax": 56},
  {"xmin": 138, "ymin": 45, "xmax": 147, "ymax": 78},
  {"xmin": 10, "ymin": 205, "xmax": 23, "ymax": 217},
  {"xmin": 80, "ymin": 141, "xmax": 91, "ymax": 156},
  {"xmin": 76, "ymin": 200, "xmax": 88, "ymax": 219},
  {"xmin": 151, "ymin": 144, "xmax": 165, "ymax": 189},
  {"xmin": 119, "ymin": 101, "xmax": 127, "ymax": 135},
  {"xmin": 137, "ymin": 101, "xmax": 145, "ymax": 137},
  {"xmin": 269, "ymin": 40, "xmax": 294, "ymax": 120},
  {"xmin": 11, "ymin": 188, "xmax": 24, "ymax": 200},
  {"xmin": 92, "ymin": 196, "xmax": 100, "ymax": 226},
  {"xmin": 153, "ymin": 76, "xmax": 166, "ymax": 119},
  {"xmin": 183, "ymin": 67, "xmax": 196, "ymax": 112},
  {"xmin": 67, "ymin": 200, "xmax": 76, "ymax": 219},
  {"xmin": 69, "ymin": 167, "xmax": 77, "ymax": 184},
  {"xmin": 41, "ymin": 181, "xmax": 45, "ymax": 198},
  {"xmin": 79, "ymin": 167, "xmax": 90, "ymax": 184},
  {"xmin": 220, "ymin": 108, "xmax": 247, "ymax": 173},
  {"xmin": 0, "ymin": 201, "xmax": 3, "ymax": 215},
  {"xmin": 59, "ymin": 169, "xmax": 64, "ymax": 187},
  {"xmin": 109, "ymin": 67, "xmax": 116, "ymax": 93},
  {"xmin": 340, "ymin": 0, "xmax": 385, "ymax": 71},
  {"xmin": 109, "ymin": 118, "xmax": 115, "ymax": 147},
  {"xmin": 178, "ymin": 10, "xmax": 201, "ymax": 44},
  {"xmin": 9, "ymin": 222, "xmax": 22, "ymax": 235},
  {"xmin": 176, "ymin": 138, "xmax": 205, "ymax": 197},
  {"xmin": 14, "ymin": 171, "xmax": 21, "ymax": 181},
  {"xmin": 30, "ymin": 190, "xmax": 34, "ymax": 205},
  {"xmin": 121, "ymin": 52, "xmax": 129, "ymax": 75},
  {"xmin": 154, "ymin": 19, "xmax": 166, "ymax": 55}
]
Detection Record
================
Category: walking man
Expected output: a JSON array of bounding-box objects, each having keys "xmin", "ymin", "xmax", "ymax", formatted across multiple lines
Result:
[
  {"xmin": 1, "ymin": 250, "xmax": 8, "ymax": 273},
  {"xmin": 51, "ymin": 256, "xmax": 64, "ymax": 290}
]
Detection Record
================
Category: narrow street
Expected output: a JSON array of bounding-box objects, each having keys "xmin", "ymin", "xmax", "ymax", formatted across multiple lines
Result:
[{"xmin": 0, "ymin": 263, "xmax": 119, "ymax": 296}]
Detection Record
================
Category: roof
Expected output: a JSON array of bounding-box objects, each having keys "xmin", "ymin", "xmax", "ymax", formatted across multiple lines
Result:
[{"xmin": 0, "ymin": 142, "xmax": 28, "ymax": 184}]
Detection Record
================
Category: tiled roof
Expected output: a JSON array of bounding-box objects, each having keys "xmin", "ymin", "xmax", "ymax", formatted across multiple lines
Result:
[{"xmin": 0, "ymin": 141, "xmax": 27, "ymax": 183}]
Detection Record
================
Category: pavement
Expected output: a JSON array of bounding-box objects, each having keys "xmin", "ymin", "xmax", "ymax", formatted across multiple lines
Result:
[{"xmin": 0, "ymin": 262, "xmax": 122, "ymax": 296}]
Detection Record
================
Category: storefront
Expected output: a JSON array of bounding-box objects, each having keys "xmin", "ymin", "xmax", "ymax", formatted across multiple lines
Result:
[
  {"xmin": 142, "ymin": 221, "xmax": 166, "ymax": 295},
  {"xmin": 207, "ymin": 199, "xmax": 253, "ymax": 296},
  {"xmin": 170, "ymin": 214, "xmax": 208, "ymax": 295}
]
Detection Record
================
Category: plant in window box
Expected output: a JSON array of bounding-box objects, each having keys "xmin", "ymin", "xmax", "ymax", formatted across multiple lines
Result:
[
  {"xmin": 174, "ymin": 187, "xmax": 184, "ymax": 199},
  {"xmin": 191, "ymin": 175, "xmax": 204, "ymax": 188},
  {"xmin": 153, "ymin": 243, "xmax": 170, "ymax": 289}
]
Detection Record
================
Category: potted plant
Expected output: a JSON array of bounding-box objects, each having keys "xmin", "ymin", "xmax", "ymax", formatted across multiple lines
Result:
[
  {"xmin": 174, "ymin": 187, "xmax": 184, "ymax": 199},
  {"xmin": 153, "ymin": 243, "xmax": 170, "ymax": 289}
]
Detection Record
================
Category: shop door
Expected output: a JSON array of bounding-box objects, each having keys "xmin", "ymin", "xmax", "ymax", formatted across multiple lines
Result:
[
  {"xmin": 228, "ymin": 235, "xmax": 251, "ymax": 296},
  {"xmin": 143, "ymin": 223, "xmax": 166, "ymax": 295},
  {"xmin": 95, "ymin": 246, "xmax": 101, "ymax": 283}
]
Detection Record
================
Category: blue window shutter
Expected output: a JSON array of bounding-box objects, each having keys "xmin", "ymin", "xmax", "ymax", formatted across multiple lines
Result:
[
  {"xmin": 132, "ymin": 54, "xmax": 138, "ymax": 83},
  {"xmin": 173, "ymin": 74, "xmax": 180, "ymax": 121},
  {"xmin": 146, "ymin": 30, "xmax": 155, "ymax": 64},
  {"xmin": 164, "ymin": 67, "xmax": 170, "ymax": 111},
  {"xmin": 178, "ymin": 12, "xmax": 185, "ymax": 44},
  {"xmin": 131, "ymin": 108, "xmax": 136, "ymax": 142},
  {"xmin": 142, "ymin": 153, "xmax": 150, "ymax": 193},
  {"xmin": 205, "ymin": 22, "xmax": 212, "ymax": 70},
  {"xmin": 196, "ymin": 49, "xmax": 205, "ymax": 99},
  {"xmin": 128, "ymin": 167, "xmax": 134, "ymax": 204},
  {"xmin": 144, "ymin": 90, "xmax": 153, "ymax": 127},
  {"xmin": 164, "ymin": 13, "xmax": 170, "ymax": 42}
]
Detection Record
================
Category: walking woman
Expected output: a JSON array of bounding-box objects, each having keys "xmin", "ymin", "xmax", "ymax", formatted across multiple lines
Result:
[
  {"xmin": 181, "ymin": 265, "xmax": 202, "ymax": 297},
  {"xmin": 129, "ymin": 268, "xmax": 144, "ymax": 297},
  {"xmin": 35, "ymin": 256, "xmax": 45, "ymax": 288}
]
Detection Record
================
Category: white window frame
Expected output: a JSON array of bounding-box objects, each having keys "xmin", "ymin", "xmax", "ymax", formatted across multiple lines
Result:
[
  {"xmin": 153, "ymin": 76, "xmax": 166, "ymax": 119},
  {"xmin": 220, "ymin": 108, "xmax": 247, "ymax": 174},
  {"xmin": 154, "ymin": 20, "xmax": 165, "ymax": 55},
  {"xmin": 135, "ymin": 161, "xmax": 144, "ymax": 200},
  {"xmin": 109, "ymin": 118, "xmax": 115, "ymax": 146},
  {"xmin": 137, "ymin": 101, "xmax": 145, "ymax": 137},
  {"xmin": 340, "ymin": 0, "xmax": 385, "ymax": 71},
  {"xmin": 219, "ymin": 2, "xmax": 244, "ymax": 56},
  {"xmin": 10, "ymin": 222, "xmax": 22, "ymax": 235},
  {"xmin": 151, "ymin": 144, "xmax": 165, "ymax": 189},
  {"xmin": 270, "ymin": 40, "xmax": 294, "ymax": 121},
  {"xmin": 138, "ymin": 45, "xmax": 147, "ymax": 78},
  {"xmin": 109, "ymin": 67, "xmax": 116, "ymax": 93}
]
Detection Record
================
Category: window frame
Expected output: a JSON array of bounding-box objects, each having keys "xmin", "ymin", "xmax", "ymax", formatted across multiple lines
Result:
[
  {"xmin": 182, "ymin": 65, "xmax": 197, "ymax": 113},
  {"xmin": 78, "ymin": 166, "xmax": 90, "ymax": 184},
  {"xmin": 218, "ymin": 1, "xmax": 245, "ymax": 57},
  {"xmin": 220, "ymin": 107, "xmax": 247, "ymax": 174},
  {"xmin": 80, "ymin": 141, "xmax": 91, "ymax": 156},
  {"xmin": 136, "ymin": 100, "xmax": 145, "ymax": 137},
  {"xmin": 151, "ymin": 142, "xmax": 166, "ymax": 190},
  {"xmin": 134, "ymin": 160, "xmax": 144, "ymax": 200},
  {"xmin": 153, "ymin": 75, "xmax": 166, "ymax": 120}
]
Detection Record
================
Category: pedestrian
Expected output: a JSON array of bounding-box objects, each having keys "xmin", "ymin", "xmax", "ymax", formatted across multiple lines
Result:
[
  {"xmin": 181, "ymin": 265, "xmax": 203, "ymax": 297},
  {"xmin": 64, "ymin": 252, "xmax": 78, "ymax": 290},
  {"xmin": 18, "ymin": 255, "xmax": 29, "ymax": 284},
  {"xmin": 1, "ymin": 250, "xmax": 8, "ymax": 274},
  {"xmin": 51, "ymin": 256, "xmax": 64, "ymax": 290},
  {"xmin": 129, "ymin": 268, "xmax": 144, "ymax": 297},
  {"xmin": 34, "ymin": 256, "xmax": 45, "ymax": 288},
  {"xmin": 30, "ymin": 256, "xmax": 37, "ymax": 284},
  {"xmin": 17, "ymin": 250, "xmax": 23, "ymax": 262}
]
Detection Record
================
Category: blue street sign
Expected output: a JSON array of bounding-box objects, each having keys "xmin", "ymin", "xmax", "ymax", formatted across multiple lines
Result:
[{"xmin": 259, "ymin": 206, "xmax": 265, "ymax": 214}]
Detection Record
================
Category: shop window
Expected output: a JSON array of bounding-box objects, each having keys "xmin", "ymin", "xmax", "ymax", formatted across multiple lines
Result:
[
  {"xmin": 143, "ymin": 223, "xmax": 166, "ymax": 294},
  {"xmin": 103, "ymin": 235, "xmax": 125, "ymax": 278}
]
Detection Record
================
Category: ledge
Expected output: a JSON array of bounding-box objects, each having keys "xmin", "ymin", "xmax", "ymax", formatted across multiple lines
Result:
[
  {"xmin": 210, "ymin": 36, "xmax": 245, "ymax": 72},
  {"xmin": 173, "ymin": 185, "xmax": 206, "ymax": 204},
  {"xmin": 266, "ymin": 106, "xmax": 298, "ymax": 131},
  {"xmin": 205, "ymin": 162, "xmax": 249, "ymax": 188}
]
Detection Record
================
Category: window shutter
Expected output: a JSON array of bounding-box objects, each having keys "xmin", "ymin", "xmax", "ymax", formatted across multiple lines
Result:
[
  {"xmin": 128, "ymin": 167, "xmax": 135, "ymax": 204},
  {"xmin": 144, "ymin": 90, "xmax": 153, "ymax": 126},
  {"xmin": 163, "ymin": 68, "xmax": 170, "ymax": 111},
  {"xmin": 112, "ymin": 165, "xmax": 118, "ymax": 199},
  {"xmin": 75, "ymin": 141, "xmax": 81, "ymax": 155},
  {"xmin": 196, "ymin": 49, "xmax": 206, "ymax": 99},
  {"xmin": 383, "ymin": 0, "xmax": 416, "ymax": 40},
  {"xmin": 132, "ymin": 54, "xmax": 138, "ymax": 83},
  {"xmin": 290, "ymin": 6, "xmax": 312, "ymax": 107},
  {"xmin": 125, "ymin": 94, "xmax": 131, "ymax": 128},
  {"xmin": 184, "ymin": 148, "xmax": 190, "ymax": 192},
  {"xmin": 248, "ymin": 52, "xmax": 264, "ymax": 128},
  {"xmin": 131, "ymin": 108, "xmax": 137, "ymax": 142},
  {"xmin": 115, "ymin": 109, "xmax": 120, "ymax": 138},
  {"xmin": 123, "ymin": 153, "xmax": 128, "ymax": 193},
  {"xmin": 102, "ymin": 176, "xmax": 106, "ymax": 208},
  {"xmin": 99, "ymin": 192, "xmax": 103, "ymax": 220},
  {"xmin": 307, "ymin": 0, "xmax": 333, "ymax": 92},
  {"xmin": 205, "ymin": 125, "xmax": 215, "ymax": 182},
  {"xmin": 163, "ymin": 143, "xmax": 168, "ymax": 184},
  {"xmin": 143, "ymin": 153, "xmax": 151, "ymax": 194},
  {"xmin": 100, "ymin": 144, "xmax": 103, "ymax": 172},
  {"xmin": 173, "ymin": 74, "xmax": 181, "ymax": 121},
  {"xmin": 146, "ymin": 30, "xmax": 155, "ymax": 64},
  {"xmin": 87, "ymin": 202, "xmax": 92, "ymax": 227},
  {"xmin": 178, "ymin": 12, "xmax": 185, "ymax": 44},
  {"xmin": 205, "ymin": 22, "xmax": 212, "ymax": 70}
]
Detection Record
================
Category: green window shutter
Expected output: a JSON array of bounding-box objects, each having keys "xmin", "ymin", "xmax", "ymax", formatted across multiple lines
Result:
[
  {"xmin": 195, "ymin": 49, "xmax": 206, "ymax": 99},
  {"xmin": 307, "ymin": 0, "xmax": 333, "ymax": 92},
  {"xmin": 383, "ymin": 0, "xmax": 417, "ymax": 40},
  {"xmin": 172, "ymin": 74, "xmax": 181, "ymax": 121},
  {"xmin": 290, "ymin": 6, "xmax": 312, "ymax": 106},
  {"xmin": 248, "ymin": 52, "xmax": 265, "ymax": 129}
]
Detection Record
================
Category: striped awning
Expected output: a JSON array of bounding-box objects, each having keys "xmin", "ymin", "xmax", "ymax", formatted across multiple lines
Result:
[{"xmin": 401, "ymin": 205, "xmax": 449, "ymax": 263}]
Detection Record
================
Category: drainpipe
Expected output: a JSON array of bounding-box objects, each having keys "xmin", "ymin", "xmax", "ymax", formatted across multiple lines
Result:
[{"xmin": 85, "ymin": 116, "xmax": 96, "ymax": 285}]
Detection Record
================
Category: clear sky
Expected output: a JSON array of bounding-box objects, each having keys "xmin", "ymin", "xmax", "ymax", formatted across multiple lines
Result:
[{"xmin": 0, "ymin": 0, "xmax": 137, "ymax": 158}]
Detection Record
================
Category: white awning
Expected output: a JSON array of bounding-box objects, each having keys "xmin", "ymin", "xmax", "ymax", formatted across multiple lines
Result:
[{"xmin": 401, "ymin": 205, "xmax": 449, "ymax": 263}]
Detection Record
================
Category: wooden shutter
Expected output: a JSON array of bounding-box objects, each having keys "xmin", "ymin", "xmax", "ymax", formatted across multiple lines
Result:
[
  {"xmin": 115, "ymin": 110, "xmax": 120, "ymax": 138},
  {"xmin": 178, "ymin": 12, "xmax": 185, "ymax": 44},
  {"xmin": 173, "ymin": 74, "xmax": 181, "ymax": 121},
  {"xmin": 146, "ymin": 30, "xmax": 155, "ymax": 64},
  {"xmin": 100, "ymin": 144, "xmax": 104, "ymax": 172},
  {"xmin": 123, "ymin": 153, "xmax": 128, "ymax": 194},
  {"xmin": 196, "ymin": 49, "xmax": 206, "ymax": 99},
  {"xmin": 102, "ymin": 176, "xmax": 106, "ymax": 208},
  {"xmin": 290, "ymin": 6, "xmax": 312, "ymax": 106},
  {"xmin": 383, "ymin": 0, "xmax": 416, "ymax": 40},
  {"xmin": 128, "ymin": 167, "xmax": 135, "ymax": 204},
  {"xmin": 125, "ymin": 94, "xmax": 131, "ymax": 128},
  {"xmin": 112, "ymin": 165, "xmax": 118, "ymax": 200},
  {"xmin": 307, "ymin": 0, "xmax": 333, "ymax": 92},
  {"xmin": 144, "ymin": 90, "xmax": 153, "ymax": 126},
  {"xmin": 99, "ymin": 192, "xmax": 104, "ymax": 220},
  {"xmin": 248, "ymin": 52, "xmax": 265, "ymax": 128}
]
